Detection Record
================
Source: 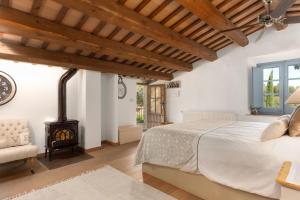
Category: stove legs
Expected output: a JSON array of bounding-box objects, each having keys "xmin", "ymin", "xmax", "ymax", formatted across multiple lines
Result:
[
  {"xmin": 49, "ymin": 149, "xmax": 52, "ymax": 161},
  {"xmin": 44, "ymin": 146, "xmax": 76, "ymax": 161},
  {"xmin": 44, "ymin": 148, "xmax": 52, "ymax": 161},
  {"xmin": 44, "ymin": 148, "xmax": 47, "ymax": 158}
]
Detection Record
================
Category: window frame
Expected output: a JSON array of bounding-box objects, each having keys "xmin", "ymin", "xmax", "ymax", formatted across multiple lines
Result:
[
  {"xmin": 284, "ymin": 60, "xmax": 300, "ymax": 114},
  {"xmin": 254, "ymin": 58, "xmax": 300, "ymax": 115}
]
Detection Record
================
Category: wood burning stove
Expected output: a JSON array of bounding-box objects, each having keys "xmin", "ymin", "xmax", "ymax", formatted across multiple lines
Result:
[{"xmin": 45, "ymin": 68, "xmax": 78, "ymax": 160}]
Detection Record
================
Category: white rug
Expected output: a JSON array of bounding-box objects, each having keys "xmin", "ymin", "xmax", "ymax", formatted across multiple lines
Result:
[{"xmin": 9, "ymin": 166, "xmax": 175, "ymax": 200}]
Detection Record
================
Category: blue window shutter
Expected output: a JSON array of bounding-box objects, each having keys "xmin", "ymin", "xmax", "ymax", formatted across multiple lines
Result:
[{"xmin": 251, "ymin": 67, "xmax": 263, "ymax": 108}]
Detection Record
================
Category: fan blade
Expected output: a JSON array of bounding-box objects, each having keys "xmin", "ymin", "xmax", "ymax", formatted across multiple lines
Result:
[
  {"xmin": 270, "ymin": 0, "xmax": 296, "ymax": 18},
  {"xmin": 220, "ymin": 23, "xmax": 260, "ymax": 33},
  {"xmin": 255, "ymin": 27, "xmax": 266, "ymax": 43},
  {"xmin": 264, "ymin": 1, "xmax": 271, "ymax": 15},
  {"xmin": 285, "ymin": 16, "xmax": 300, "ymax": 24},
  {"xmin": 274, "ymin": 22, "xmax": 288, "ymax": 30}
]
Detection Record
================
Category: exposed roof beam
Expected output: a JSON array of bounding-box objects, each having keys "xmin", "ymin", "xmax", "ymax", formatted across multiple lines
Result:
[
  {"xmin": 20, "ymin": 0, "xmax": 42, "ymax": 46},
  {"xmin": 0, "ymin": 7, "xmax": 191, "ymax": 72},
  {"xmin": 0, "ymin": 41, "xmax": 173, "ymax": 80},
  {"xmin": 176, "ymin": 0, "xmax": 249, "ymax": 47},
  {"xmin": 53, "ymin": 0, "xmax": 217, "ymax": 61}
]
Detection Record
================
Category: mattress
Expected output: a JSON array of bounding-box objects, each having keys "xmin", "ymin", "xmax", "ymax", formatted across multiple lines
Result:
[{"xmin": 135, "ymin": 120, "xmax": 300, "ymax": 199}]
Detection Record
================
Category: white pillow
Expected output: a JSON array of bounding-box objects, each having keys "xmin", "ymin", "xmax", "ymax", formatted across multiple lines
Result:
[
  {"xmin": 0, "ymin": 136, "xmax": 8, "ymax": 149},
  {"xmin": 261, "ymin": 119, "xmax": 289, "ymax": 142},
  {"xmin": 6, "ymin": 132, "xmax": 30, "ymax": 147},
  {"xmin": 19, "ymin": 132, "xmax": 30, "ymax": 145}
]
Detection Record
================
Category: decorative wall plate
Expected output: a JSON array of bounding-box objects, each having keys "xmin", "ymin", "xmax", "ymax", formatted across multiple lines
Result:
[
  {"xmin": 0, "ymin": 71, "xmax": 17, "ymax": 106},
  {"xmin": 118, "ymin": 75, "xmax": 127, "ymax": 99}
]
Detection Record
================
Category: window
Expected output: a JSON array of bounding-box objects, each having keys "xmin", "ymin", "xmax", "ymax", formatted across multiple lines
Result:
[
  {"xmin": 263, "ymin": 67, "xmax": 280, "ymax": 109},
  {"xmin": 287, "ymin": 64, "xmax": 300, "ymax": 112},
  {"xmin": 252, "ymin": 59, "xmax": 300, "ymax": 115}
]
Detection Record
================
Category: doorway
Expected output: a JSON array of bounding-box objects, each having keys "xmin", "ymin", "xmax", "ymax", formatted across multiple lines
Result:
[
  {"xmin": 136, "ymin": 83, "xmax": 167, "ymax": 129},
  {"xmin": 147, "ymin": 84, "xmax": 166, "ymax": 128}
]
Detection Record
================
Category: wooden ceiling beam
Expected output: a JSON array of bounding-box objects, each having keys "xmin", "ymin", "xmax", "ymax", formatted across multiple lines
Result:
[
  {"xmin": 134, "ymin": 0, "xmax": 151, "ymax": 12},
  {"xmin": 179, "ymin": 19, "xmax": 201, "ymax": 35},
  {"xmin": 176, "ymin": 0, "xmax": 249, "ymax": 47},
  {"xmin": 224, "ymin": 0, "xmax": 258, "ymax": 19},
  {"xmin": 204, "ymin": 13, "xmax": 262, "ymax": 51},
  {"xmin": 21, "ymin": 0, "xmax": 43, "ymax": 46},
  {"xmin": 170, "ymin": 1, "xmax": 262, "ymax": 56},
  {"xmin": 203, "ymin": 8, "xmax": 265, "ymax": 50},
  {"xmin": 148, "ymin": 0, "xmax": 173, "ymax": 19},
  {"xmin": 41, "ymin": 6, "xmax": 69, "ymax": 50},
  {"xmin": 0, "ymin": 7, "xmax": 191, "ymax": 72},
  {"xmin": 170, "ymin": 12, "xmax": 193, "ymax": 30},
  {"xmin": 288, "ymin": 4, "xmax": 300, "ymax": 11},
  {"xmin": 31, "ymin": 0, "xmax": 43, "ymax": 16},
  {"xmin": 231, "ymin": 2, "xmax": 264, "ymax": 23},
  {"xmin": 53, "ymin": 0, "xmax": 217, "ymax": 61},
  {"xmin": 287, "ymin": 10, "xmax": 300, "ymax": 16},
  {"xmin": 160, "ymin": 5, "xmax": 184, "ymax": 25},
  {"xmin": 179, "ymin": 2, "xmax": 260, "ymax": 43},
  {"xmin": 0, "ymin": 41, "xmax": 173, "ymax": 80},
  {"xmin": 213, "ymin": 40, "xmax": 233, "ymax": 51},
  {"xmin": 113, "ymin": 0, "xmax": 174, "ymax": 58},
  {"xmin": 122, "ymin": 2, "xmax": 185, "ymax": 55}
]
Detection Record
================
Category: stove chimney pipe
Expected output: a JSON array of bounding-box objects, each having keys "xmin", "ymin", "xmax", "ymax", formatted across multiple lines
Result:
[{"xmin": 58, "ymin": 68, "xmax": 78, "ymax": 122}]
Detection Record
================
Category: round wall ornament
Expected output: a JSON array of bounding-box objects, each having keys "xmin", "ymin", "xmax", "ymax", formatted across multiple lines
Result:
[
  {"xmin": 0, "ymin": 71, "xmax": 17, "ymax": 106},
  {"xmin": 118, "ymin": 75, "xmax": 127, "ymax": 99}
]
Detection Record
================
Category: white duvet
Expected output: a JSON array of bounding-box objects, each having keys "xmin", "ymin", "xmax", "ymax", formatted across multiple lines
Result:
[{"xmin": 135, "ymin": 120, "xmax": 300, "ymax": 199}]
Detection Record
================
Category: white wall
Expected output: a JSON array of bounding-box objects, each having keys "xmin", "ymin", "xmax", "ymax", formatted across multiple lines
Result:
[
  {"xmin": 167, "ymin": 24, "xmax": 300, "ymax": 122},
  {"xmin": 101, "ymin": 73, "xmax": 118, "ymax": 143},
  {"xmin": 79, "ymin": 70, "xmax": 102, "ymax": 149},
  {"xmin": 101, "ymin": 75, "xmax": 138, "ymax": 143},
  {"xmin": 118, "ymin": 77, "xmax": 137, "ymax": 126},
  {"xmin": 166, "ymin": 88, "xmax": 182, "ymax": 122},
  {"xmin": 0, "ymin": 60, "xmax": 79, "ymax": 152}
]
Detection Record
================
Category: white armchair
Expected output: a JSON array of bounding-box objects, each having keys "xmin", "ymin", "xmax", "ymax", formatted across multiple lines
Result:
[{"xmin": 0, "ymin": 119, "xmax": 38, "ymax": 173}]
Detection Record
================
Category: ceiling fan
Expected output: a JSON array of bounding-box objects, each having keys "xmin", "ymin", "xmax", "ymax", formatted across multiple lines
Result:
[{"xmin": 221, "ymin": 0, "xmax": 300, "ymax": 42}]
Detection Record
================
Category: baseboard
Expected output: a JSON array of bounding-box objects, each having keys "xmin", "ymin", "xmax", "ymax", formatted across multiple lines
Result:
[
  {"xmin": 101, "ymin": 140, "xmax": 120, "ymax": 146},
  {"xmin": 84, "ymin": 146, "xmax": 103, "ymax": 153}
]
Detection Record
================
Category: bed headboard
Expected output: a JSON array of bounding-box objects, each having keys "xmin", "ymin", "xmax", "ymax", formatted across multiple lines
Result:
[{"xmin": 182, "ymin": 111, "xmax": 238, "ymax": 122}]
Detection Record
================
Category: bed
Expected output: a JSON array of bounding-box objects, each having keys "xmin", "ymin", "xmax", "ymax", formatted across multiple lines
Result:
[{"xmin": 136, "ymin": 112, "xmax": 300, "ymax": 200}]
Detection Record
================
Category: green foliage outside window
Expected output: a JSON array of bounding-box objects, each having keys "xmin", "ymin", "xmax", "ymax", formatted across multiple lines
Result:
[
  {"xmin": 136, "ymin": 85, "xmax": 144, "ymax": 123},
  {"xmin": 137, "ymin": 85, "xmax": 144, "ymax": 107},
  {"xmin": 265, "ymin": 70, "xmax": 274, "ymax": 107},
  {"xmin": 264, "ymin": 70, "xmax": 279, "ymax": 108}
]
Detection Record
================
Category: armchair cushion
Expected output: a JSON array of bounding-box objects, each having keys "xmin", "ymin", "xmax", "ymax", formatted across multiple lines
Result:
[
  {"xmin": 0, "ymin": 137, "xmax": 8, "ymax": 149},
  {"xmin": 0, "ymin": 144, "xmax": 38, "ymax": 164}
]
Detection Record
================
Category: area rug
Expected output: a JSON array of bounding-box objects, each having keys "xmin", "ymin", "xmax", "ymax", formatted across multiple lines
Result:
[{"xmin": 8, "ymin": 166, "xmax": 175, "ymax": 200}]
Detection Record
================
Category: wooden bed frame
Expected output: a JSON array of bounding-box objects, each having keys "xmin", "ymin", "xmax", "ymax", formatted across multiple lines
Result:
[{"xmin": 143, "ymin": 163, "xmax": 277, "ymax": 200}]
